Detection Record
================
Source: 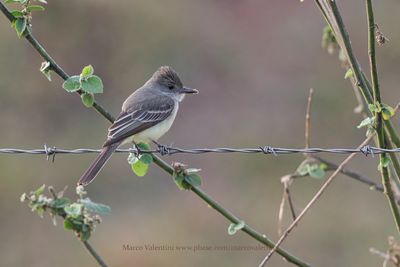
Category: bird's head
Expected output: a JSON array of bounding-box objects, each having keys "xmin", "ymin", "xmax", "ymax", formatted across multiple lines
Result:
[{"xmin": 150, "ymin": 66, "xmax": 198, "ymax": 100}]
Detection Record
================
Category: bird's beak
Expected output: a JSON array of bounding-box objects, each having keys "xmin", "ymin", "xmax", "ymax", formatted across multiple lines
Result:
[{"xmin": 181, "ymin": 87, "xmax": 199, "ymax": 94}]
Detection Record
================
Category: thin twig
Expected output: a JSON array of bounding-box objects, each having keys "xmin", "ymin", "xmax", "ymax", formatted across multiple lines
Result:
[
  {"xmin": 259, "ymin": 136, "xmax": 372, "ymax": 267},
  {"xmin": 278, "ymin": 175, "xmax": 297, "ymax": 236},
  {"xmin": 305, "ymin": 88, "xmax": 314, "ymax": 150},
  {"xmin": 0, "ymin": 3, "xmax": 310, "ymax": 266},
  {"xmin": 313, "ymin": 156, "xmax": 384, "ymax": 192},
  {"xmin": 286, "ymin": 186, "xmax": 297, "ymax": 221}
]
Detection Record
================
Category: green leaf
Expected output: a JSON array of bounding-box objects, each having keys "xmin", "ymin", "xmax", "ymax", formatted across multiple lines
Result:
[
  {"xmin": 378, "ymin": 156, "xmax": 391, "ymax": 171},
  {"xmin": 296, "ymin": 159, "xmax": 326, "ymax": 179},
  {"xmin": 136, "ymin": 142, "xmax": 150, "ymax": 151},
  {"xmin": 185, "ymin": 173, "xmax": 202, "ymax": 187},
  {"xmin": 228, "ymin": 221, "xmax": 245, "ymax": 235},
  {"xmin": 368, "ymin": 103, "xmax": 379, "ymax": 113},
  {"xmin": 11, "ymin": 10, "xmax": 24, "ymax": 18},
  {"xmin": 5, "ymin": 0, "xmax": 22, "ymax": 4},
  {"xmin": 35, "ymin": 206, "xmax": 45, "ymax": 218},
  {"xmin": 81, "ymin": 198, "xmax": 111, "ymax": 214},
  {"xmin": 382, "ymin": 104, "xmax": 395, "ymax": 120},
  {"xmin": 296, "ymin": 163, "xmax": 310, "ymax": 176},
  {"xmin": 81, "ymin": 65, "xmax": 94, "ymax": 78},
  {"xmin": 64, "ymin": 203, "xmax": 83, "ymax": 218},
  {"xmin": 308, "ymin": 166, "xmax": 325, "ymax": 179},
  {"xmin": 357, "ymin": 117, "xmax": 374, "ymax": 128},
  {"xmin": 321, "ymin": 25, "xmax": 336, "ymax": 53},
  {"xmin": 131, "ymin": 160, "xmax": 149, "ymax": 177},
  {"xmin": 63, "ymin": 75, "xmax": 81, "ymax": 92},
  {"xmin": 81, "ymin": 75, "xmax": 103, "ymax": 94},
  {"xmin": 64, "ymin": 219, "xmax": 74, "ymax": 230},
  {"xmin": 34, "ymin": 184, "xmax": 45, "ymax": 198},
  {"xmin": 173, "ymin": 172, "xmax": 188, "ymax": 190},
  {"xmin": 344, "ymin": 69, "xmax": 353, "ymax": 79},
  {"xmin": 139, "ymin": 154, "xmax": 153, "ymax": 165},
  {"xmin": 36, "ymin": 0, "xmax": 48, "ymax": 4},
  {"xmin": 14, "ymin": 17, "xmax": 27, "ymax": 37},
  {"xmin": 26, "ymin": 5, "xmax": 45, "ymax": 12},
  {"xmin": 81, "ymin": 93, "xmax": 94, "ymax": 108},
  {"xmin": 50, "ymin": 198, "xmax": 71, "ymax": 208}
]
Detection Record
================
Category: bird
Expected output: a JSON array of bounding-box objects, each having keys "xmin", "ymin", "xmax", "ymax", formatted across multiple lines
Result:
[{"xmin": 78, "ymin": 66, "xmax": 198, "ymax": 186}]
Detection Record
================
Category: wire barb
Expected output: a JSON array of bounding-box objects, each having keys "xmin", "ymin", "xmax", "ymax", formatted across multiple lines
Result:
[
  {"xmin": 360, "ymin": 145, "xmax": 375, "ymax": 157},
  {"xmin": 152, "ymin": 140, "xmax": 172, "ymax": 156},
  {"xmin": 43, "ymin": 144, "xmax": 56, "ymax": 162},
  {"xmin": 260, "ymin": 146, "xmax": 277, "ymax": 156}
]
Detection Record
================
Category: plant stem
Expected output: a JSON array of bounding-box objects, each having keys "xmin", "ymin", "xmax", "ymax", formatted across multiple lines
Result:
[
  {"xmin": 315, "ymin": 0, "xmax": 400, "ymax": 192},
  {"xmin": 315, "ymin": 0, "xmax": 400, "ymax": 186},
  {"xmin": 0, "ymin": 2, "xmax": 310, "ymax": 266},
  {"xmin": 312, "ymin": 156, "xmax": 384, "ymax": 192},
  {"xmin": 82, "ymin": 241, "xmax": 108, "ymax": 267},
  {"xmin": 366, "ymin": 0, "xmax": 400, "ymax": 233},
  {"xmin": 386, "ymin": 120, "xmax": 400, "ymax": 147}
]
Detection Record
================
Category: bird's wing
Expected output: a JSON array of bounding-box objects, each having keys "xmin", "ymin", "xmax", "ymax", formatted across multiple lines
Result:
[{"xmin": 103, "ymin": 96, "xmax": 175, "ymax": 147}]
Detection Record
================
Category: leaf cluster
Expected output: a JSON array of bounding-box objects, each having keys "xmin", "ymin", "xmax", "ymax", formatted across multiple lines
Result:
[
  {"xmin": 62, "ymin": 65, "xmax": 104, "ymax": 107},
  {"xmin": 20, "ymin": 184, "xmax": 110, "ymax": 241},
  {"xmin": 172, "ymin": 162, "xmax": 202, "ymax": 190},
  {"xmin": 357, "ymin": 103, "xmax": 395, "ymax": 136},
  {"xmin": 6, "ymin": 0, "xmax": 46, "ymax": 37},
  {"xmin": 127, "ymin": 143, "xmax": 154, "ymax": 177},
  {"xmin": 296, "ymin": 158, "xmax": 327, "ymax": 179}
]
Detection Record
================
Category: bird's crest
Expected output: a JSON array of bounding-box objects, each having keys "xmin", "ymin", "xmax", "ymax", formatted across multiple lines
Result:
[{"xmin": 153, "ymin": 66, "xmax": 183, "ymax": 88}]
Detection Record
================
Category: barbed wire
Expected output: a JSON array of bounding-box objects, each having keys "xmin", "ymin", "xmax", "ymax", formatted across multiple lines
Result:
[{"xmin": 0, "ymin": 143, "xmax": 396, "ymax": 160}]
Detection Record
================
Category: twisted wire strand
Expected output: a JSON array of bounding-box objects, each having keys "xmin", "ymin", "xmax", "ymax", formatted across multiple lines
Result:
[{"xmin": 0, "ymin": 144, "xmax": 395, "ymax": 158}]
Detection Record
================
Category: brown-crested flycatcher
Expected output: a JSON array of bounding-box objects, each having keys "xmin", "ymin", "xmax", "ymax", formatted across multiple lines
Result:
[{"xmin": 78, "ymin": 66, "xmax": 198, "ymax": 185}]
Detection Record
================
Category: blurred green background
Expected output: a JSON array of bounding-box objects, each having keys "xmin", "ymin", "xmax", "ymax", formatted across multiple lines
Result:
[{"xmin": 1, "ymin": 0, "xmax": 400, "ymax": 266}]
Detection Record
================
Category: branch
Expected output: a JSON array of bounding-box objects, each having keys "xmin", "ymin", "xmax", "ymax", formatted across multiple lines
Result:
[
  {"xmin": 82, "ymin": 241, "xmax": 108, "ymax": 267},
  {"xmin": 314, "ymin": 0, "xmax": 400, "ymax": 184},
  {"xmin": 366, "ymin": 0, "xmax": 400, "ymax": 232},
  {"xmin": 0, "ymin": 2, "xmax": 310, "ymax": 266},
  {"xmin": 312, "ymin": 156, "xmax": 384, "ymax": 193}
]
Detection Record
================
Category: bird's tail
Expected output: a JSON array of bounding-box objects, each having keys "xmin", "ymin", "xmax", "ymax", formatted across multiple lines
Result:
[{"xmin": 78, "ymin": 142, "xmax": 121, "ymax": 186}]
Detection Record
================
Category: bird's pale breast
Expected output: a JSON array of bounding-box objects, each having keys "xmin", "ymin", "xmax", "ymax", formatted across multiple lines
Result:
[{"xmin": 125, "ymin": 103, "xmax": 179, "ymax": 144}]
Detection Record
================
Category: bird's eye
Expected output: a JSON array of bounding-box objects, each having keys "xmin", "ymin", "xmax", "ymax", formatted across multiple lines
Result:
[{"xmin": 168, "ymin": 85, "xmax": 174, "ymax": 90}]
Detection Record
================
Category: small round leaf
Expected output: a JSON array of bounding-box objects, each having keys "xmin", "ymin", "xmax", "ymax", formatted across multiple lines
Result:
[
  {"xmin": 81, "ymin": 75, "xmax": 103, "ymax": 94},
  {"xmin": 26, "ymin": 5, "xmax": 45, "ymax": 12},
  {"xmin": 81, "ymin": 65, "xmax": 94, "ymax": 78},
  {"xmin": 131, "ymin": 160, "xmax": 149, "ymax": 177},
  {"xmin": 63, "ymin": 75, "xmax": 81, "ymax": 92},
  {"xmin": 15, "ymin": 17, "xmax": 27, "ymax": 37},
  {"xmin": 81, "ymin": 93, "xmax": 94, "ymax": 108},
  {"xmin": 139, "ymin": 154, "xmax": 153, "ymax": 165}
]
